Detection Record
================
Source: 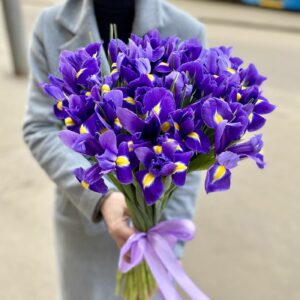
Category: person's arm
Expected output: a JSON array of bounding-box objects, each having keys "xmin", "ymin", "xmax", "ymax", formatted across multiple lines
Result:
[{"xmin": 23, "ymin": 12, "xmax": 115, "ymax": 223}]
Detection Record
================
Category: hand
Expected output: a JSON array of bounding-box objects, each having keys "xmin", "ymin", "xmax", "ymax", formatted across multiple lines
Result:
[{"xmin": 100, "ymin": 192, "xmax": 135, "ymax": 250}]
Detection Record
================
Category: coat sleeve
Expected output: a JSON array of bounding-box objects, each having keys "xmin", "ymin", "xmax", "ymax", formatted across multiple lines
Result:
[
  {"xmin": 160, "ymin": 24, "xmax": 207, "ymax": 258},
  {"xmin": 23, "ymin": 12, "xmax": 115, "ymax": 223}
]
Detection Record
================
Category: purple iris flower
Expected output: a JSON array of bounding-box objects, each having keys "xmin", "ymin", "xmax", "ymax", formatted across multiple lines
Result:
[
  {"xmin": 239, "ymin": 63, "xmax": 266, "ymax": 87},
  {"xmin": 58, "ymin": 43, "xmax": 102, "ymax": 94},
  {"xmin": 41, "ymin": 83, "xmax": 68, "ymax": 119},
  {"xmin": 227, "ymin": 134, "xmax": 265, "ymax": 168},
  {"xmin": 41, "ymin": 28, "xmax": 275, "ymax": 201},
  {"xmin": 245, "ymin": 96, "xmax": 276, "ymax": 132},
  {"xmin": 94, "ymin": 90, "xmax": 124, "ymax": 133},
  {"xmin": 97, "ymin": 130, "xmax": 133, "ymax": 184},
  {"xmin": 135, "ymin": 142, "xmax": 193, "ymax": 205},
  {"xmin": 142, "ymin": 87, "xmax": 176, "ymax": 123},
  {"xmin": 205, "ymin": 151, "xmax": 239, "ymax": 193},
  {"xmin": 74, "ymin": 164, "xmax": 108, "ymax": 193},
  {"xmin": 170, "ymin": 107, "xmax": 210, "ymax": 153},
  {"xmin": 202, "ymin": 98, "xmax": 249, "ymax": 153},
  {"xmin": 205, "ymin": 134, "xmax": 264, "ymax": 192}
]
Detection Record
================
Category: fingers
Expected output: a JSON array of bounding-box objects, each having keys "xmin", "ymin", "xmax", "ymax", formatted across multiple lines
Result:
[{"xmin": 113, "ymin": 219, "xmax": 135, "ymax": 241}]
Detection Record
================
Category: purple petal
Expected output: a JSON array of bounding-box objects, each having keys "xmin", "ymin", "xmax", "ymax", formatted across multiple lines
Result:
[
  {"xmin": 205, "ymin": 163, "xmax": 231, "ymax": 193},
  {"xmin": 134, "ymin": 147, "xmax": 155, "ymax": 169},
  {"xmin": 217, "ymin": 151, "xmax": 239, "ymax": 169},
  {"xmin": 74, "ymin": 164, "xmax": 108, "ymax": 194},
  {"xmin": 248, "ymin": 112, "xmax": 266, "ymax": 132},
  {"xmin": 99, "ymin": 130, "xmax": 117, "ymax": 154},
  {"xmin": 185, "ymin": 130, "xmax": 210, "ymax": 153},
  {"xmin": 135, "ymin": 171, "xmax": 164, "ymax": 206},
  {"xmin": 116, "ymin": 107, "xmax": 145, "ymax": 135}
]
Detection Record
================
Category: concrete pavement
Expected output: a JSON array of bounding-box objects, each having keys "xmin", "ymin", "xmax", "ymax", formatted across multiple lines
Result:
[{"xmin": 0, "ymin": 1, "xmax": 299, "ymax": 299}]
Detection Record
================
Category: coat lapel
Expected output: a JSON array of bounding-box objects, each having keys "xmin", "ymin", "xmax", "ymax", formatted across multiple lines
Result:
[{"xmin": 56, "ymin": 0, "xmax": 165, "ymax": 74}]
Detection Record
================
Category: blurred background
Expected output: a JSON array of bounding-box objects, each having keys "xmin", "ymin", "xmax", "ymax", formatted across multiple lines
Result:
[{"xmin": 0, "ymin": 0, "xmax": 299, "ymax": 299}]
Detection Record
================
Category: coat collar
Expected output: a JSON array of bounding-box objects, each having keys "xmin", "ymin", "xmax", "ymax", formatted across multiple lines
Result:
[
  {"xmin": 56, "ymin": 0, "xmax": 164, "ymax": 74},
  {"xmin": 56, "ymin": 0, "xmax": 164, "ymax": 38}
]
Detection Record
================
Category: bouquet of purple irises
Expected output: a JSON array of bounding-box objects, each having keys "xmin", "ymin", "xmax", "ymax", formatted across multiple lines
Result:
[{"xmin": 42, "ymin": 29, "xmax": 275, "ymax": 300}]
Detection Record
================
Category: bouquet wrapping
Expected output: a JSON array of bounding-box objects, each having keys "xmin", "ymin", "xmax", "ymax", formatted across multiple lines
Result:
[{"xmin": 42, "ymin": 29, "xmax": 275, "ymax": 300}]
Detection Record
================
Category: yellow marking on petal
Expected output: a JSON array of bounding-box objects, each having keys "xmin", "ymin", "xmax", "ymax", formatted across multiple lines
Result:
[
  {"xmin": 248, "ymin": 113, "xmax": 253, "ymax": 122},
  {"xmin": 259, "ymin": 147, "xmax": 264, "ymax": 155},
  {"xmin": 143, "ymin": 173, "xmax": 155, "ymax": 188},
  {"xmin": 116, "ymin": 156, "xmax": 130, "ymax": 167},
  {"xmin": 174, "ymin": 162, "xmax": 187, "ymax": 173},
  {"xmin": 114, "ymin": 117, "xmax": 122, "ymax": 128},
  {"xmin": 81, "ymin": 180, "xmax": 89, "ymax": 190},
  {"xmin": 110, "ymin": 68, "xmax": 118, "ymax": 75},
  {"xmin": 174, "ymin": 122, "xmax": 180, "ymax": 131},
  {"xmin": 92, "ymin": 52, "xmax": 98, "ymax": 59},
  {"xmin": 85, "ymin": 91, "xmax": 91, "ymax": 97},
  {"xmin": 153, "ymin": 103, "xmax": 161, "ymax": 115},
  {"xmin": 237, "ymin": 93, "xmax": 242, "ymax": 102},
  {"xmin": 256, "ymin": 99, "xmax": 263, "ymax": 105},
  {"xmin": 76, "ymin": 68, "xmax": 86, "ymax": 79},
  {"xmin": 124, "ymin": 97, "xmax": 135, "ymax": 105},
  {"xmin": 166, "ymin": 138, "xmax": 183, "ymax": 151},
  {"xmin": 128, "ymin": 141, "xmax": 134, "ymax": 152},
  {"xmin": 188, "ymin": 131, "xmax": 200, "ymax": 142},
  {"xmin": 79, "ymin": 124, "xmax": 89, "ymax": 134},
  {"xmin": 176, "ymin": 144, "xmax": 183, "ymax": 151},
  {"xmin": 159, "ymin": 62, "xmax": 169, "ymax": 67},
  {"xmin": 241, "ymin": 85, "xmax": 247, "ymax": 90},
  {"xmin": 112, "ymin": 62, "xmax": 117, "ymax": 68},
  {"xmin": 101, "ymin": 84, "xmax": 111, "ymax": 94},
  {"xmin": 214, "ymin": 112, "xmax": 223, "ymax": 124},
  {"xmin": 161, "ymin": 122, "xmax": 171, "ymax": 132},
  {"xmin": 227, "ymin": 68, "xmax": 236, "ymax": 74},
  {"xmin": 64, "ymin": 117, "xmax": 75, "ymax": 127},
  {"xmin": 153, "ymin": 145, "xmax": 162, "ymax": 154},
  {"xmin": 57, "ymin": 101, "xmax": 63, "ymax": 111},
  {"xmin": 147, "ymin": 73, "xmax": 155, "ymax": 82},
  {"xmin": 220, "ymin": 97, "xmax": 225, "ymax": 101},
  {"xmin": 213, "ymin": 165, "xmax": 226, "ymax": 181},
  {"xmin": 213, "ymin": 74, "xmax": 219, "ymax": 78}
]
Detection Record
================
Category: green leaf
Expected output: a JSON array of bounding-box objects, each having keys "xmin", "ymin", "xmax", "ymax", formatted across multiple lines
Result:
[{"xmin": 188, "ymin": 151, "xmax": 216, "ymax": 173}]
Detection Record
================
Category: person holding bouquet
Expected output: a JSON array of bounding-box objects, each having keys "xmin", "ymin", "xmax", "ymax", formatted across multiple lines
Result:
[{"xmin": 23, "ymin": 0, "xmax": 206, "ymax": 299}]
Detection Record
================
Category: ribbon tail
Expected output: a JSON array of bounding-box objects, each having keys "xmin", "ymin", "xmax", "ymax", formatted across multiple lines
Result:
[
  {"xmin": 144, "ymin": 243, "xmax": 182, "ymax": 300},
  {"xmin": 153, "ymin": 236, "xmax": 210, "ymax": 300}
]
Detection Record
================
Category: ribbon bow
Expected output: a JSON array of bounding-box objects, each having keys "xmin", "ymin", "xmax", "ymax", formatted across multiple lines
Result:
[{"xmin": 119, "ymin": 219, "xmax": 210, "ymax": 300}]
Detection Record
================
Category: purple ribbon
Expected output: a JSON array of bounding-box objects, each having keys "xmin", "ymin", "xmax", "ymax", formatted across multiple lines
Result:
[{"xmin": 119, "ymin": 219, "xmax": 210, "ymax": 300}]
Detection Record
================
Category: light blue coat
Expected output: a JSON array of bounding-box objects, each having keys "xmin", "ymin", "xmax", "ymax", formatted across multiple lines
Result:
[{"xmin": 23, "ymin": 0, "xmax": 206, "ymax": 299}]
